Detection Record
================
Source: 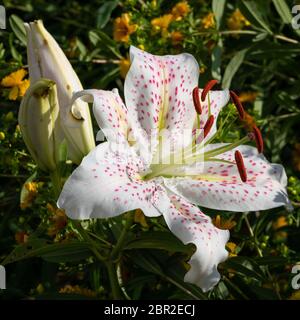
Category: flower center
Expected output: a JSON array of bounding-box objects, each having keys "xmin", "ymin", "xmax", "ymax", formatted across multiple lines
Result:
[{"xmin": 142, "ymin": 83, "xmax": 263, "ymax": 183}]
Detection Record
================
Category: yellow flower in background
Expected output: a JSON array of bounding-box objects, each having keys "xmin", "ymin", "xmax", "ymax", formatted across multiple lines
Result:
[
  {"xmin": 151, "ymin": 14, "xmax": 173, "ymax": 37},
  {"xmin": 0, "ymin": 132, "xmax": 5, "ymax": 141},
  {"xmin": 170, "ymin": 31, "xmax": 184, "ymax": 45},
  {"xmin": 171, "ymin": 1, "xmax": 190, "ymax": 20},
  {"xmin": 273, "ymin": 216, "xmax": 288, "ymax": 230},
  {"xmin": 59, "ymin": 284, "xmax": 97, "ymax": 298},
  {"xmin": 15, "ymin": 231, "xmax": 29, "ymax": 244},
  {"xmin": 119, "ymin": 58, "xmax": 131, "ymax": 79},
  {"xmin": 20, "ymin": 182, "xmax": 39, "ymax": 209},
  {"xmin": 113, "ymin": 13, "xmax": 137, "ymax": 43},
  {"xmin": 199, "ymin": 66, "xmax": 206, "ymax": 74},
  {"xmin": 239, "ymin": 91, "xmax": 258, "ymax": 103},
  {"xmin": 1, "ymin": 69, "xmax": 30, "ymax": 100},
  {"xmin": 47, "ymin": 203, "xmax": 68, "ymax": 236},
  {"xmin": 289, "ymin": 290, "xmax": 300, "ymax": 300},
  {"xmin": 201, "ymin": 12, "xmax": 215, "ymax": 29},
  {"xmin": 213, "ymin": 215, "xmax": 236, "ymax": 230},
  {"xmin": 227, "ymin": 9, "xmax": 251, "ymax": 31},
  {"xmin": 226, "ymin": 242, "xmax": 238, "ymax": 257},
  {"xmin": 134, "ymin": 209, "xmax": 148, "ymax": 228}
]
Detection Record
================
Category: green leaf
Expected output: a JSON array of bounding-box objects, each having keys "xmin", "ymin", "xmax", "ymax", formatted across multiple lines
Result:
[
  {"xmin": 40, "ymin": 242, "xmax": 92, "ymax": 263},
  {"xmin": 9, "ymin": 14, "xmax": 27, "ymax": 46},
  {"xmin": 2, "ymin": 239, "xmax": 92, "ymax": 265},
  {"xmin": 254, "ymin": 256, "xmax": 288, "ymax": 266},
  {"xmin": 238, "ymin": 1, "xmax": 272, "ymax": 34},
  {"xmin": 212, "ymin": 0, "xmax": 225, "ymax": 29},
  {"xmin": 9, "ymin": 33, "xmax": 22, "ymax": 62},
  {"xmin": 125, "ymin": 231, "xmax": 191, "ymax": 253},
  {"xmin": 222, "ymin": 49, "xmax": 247, "ymax": 89},
  {"xmin": 133, "ymin": 251, "xmax": 164, "ymax": 276},
  {"xmin": 223, "ymin": 257, "xmax": 264, "ymax": 281},
  {"xmin": 272, "ymin": 0, "xmax": 300, "ymax": 36},
  {"xmin": 96, "ymin": 1, "xmax": 118, "ymax": 29},
  {"xmin": 89, "ymin": 30, "xmax": 122, "ymax": 59},
  {"xmin": 272, "ymin": 0, "xmax": 292, "ymax": 24},
  {"xmin": 249, "ymin": 42, "xmax": 300, "ymax": 58},
  {"xmin": 211, "ymin": 38, "xmax": 223, "ymax": 81},
  {"xmin": 94, "ymin": 67, "xmax": 119, "ymax": 89}
]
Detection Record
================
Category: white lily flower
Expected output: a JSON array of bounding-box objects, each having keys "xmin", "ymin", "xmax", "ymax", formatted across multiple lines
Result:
[
  {"xmin": 24, "ymin": 20, "xmax": 95, "ymax": 164},
  {"xmin": 57, "ymin": 46, "xmax": 291, "ymax": 292}
]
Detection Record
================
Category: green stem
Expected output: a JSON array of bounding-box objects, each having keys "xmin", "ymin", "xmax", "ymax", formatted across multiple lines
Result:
[
  {"xmin": 50, "ymin": 169, "xmax": 62, "ymax": 199},
  {"xmin": 244, "ymin": 213, "xmax": 263, "ymax": 257},
  {"xmin": 111, "ymin": 212, "xmax": 133, "ymax": 261},
  {"xmin": 105, "ymin": 261, "xmax": 123, "ymax": 299},
  {"xmin": 72, "ymin": 220, "xmax": 106, "ymax": 262}
]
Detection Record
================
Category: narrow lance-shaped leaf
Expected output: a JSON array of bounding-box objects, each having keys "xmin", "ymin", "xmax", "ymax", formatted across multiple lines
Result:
[
  {"xmin": 222, "ymin": 49, "xmax": 248, "ymax": 89},
  {"xmin": 212, "ymin": 0, "xmax": 226, "ymax": 29},
  {"xmin": 238, "ymin": 1, "xmax": 273, "ymax": 34},
  {"xmin": 9, "ymin": 14, "xmax": 27, "ymax": 46},
  {"xmin": 211, "ymin": 38, "xmax": 223, "ymax": 81},
  {"xmin": 272, "ymin": 0, "xmax": 300, "ymax": 36}
]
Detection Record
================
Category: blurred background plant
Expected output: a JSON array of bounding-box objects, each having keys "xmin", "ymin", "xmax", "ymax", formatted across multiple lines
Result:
[{"xmin": 0, "ymin": 0, "xmax": 300, "ymax": 300}]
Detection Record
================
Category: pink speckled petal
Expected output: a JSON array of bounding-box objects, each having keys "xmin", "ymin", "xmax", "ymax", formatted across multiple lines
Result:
[
  {"xmin": 125, "ymin": 46, "xmax": 199, "ymax": 153},
  {"xmin": 163, "ymin": 145, "xmax": 290, "ymax": 212},
  {"xmin": 71, "ymin": 89, "xmax": 130, "ymax": 144},
  {"xmin": 158, "ymin": 192, "xmax": 229, "ymax": 292},
  {"xmin": 57, "ymin": 142, "xmax": 162, "ymax": 219}
]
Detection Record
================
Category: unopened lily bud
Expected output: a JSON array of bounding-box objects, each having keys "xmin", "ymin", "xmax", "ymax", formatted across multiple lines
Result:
[
  {"xmin": 18, "ymin": 79, "xmax": 61, "ymax": 172},
  {"xmin": 24, "ymin": 20, "xmax": 95, "ymax": 164}
]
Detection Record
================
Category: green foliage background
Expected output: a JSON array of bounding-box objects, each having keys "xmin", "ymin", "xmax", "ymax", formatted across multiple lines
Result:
[{"xmin": 0, "ymin": 0, "xmax": 300, "ymax": 300}]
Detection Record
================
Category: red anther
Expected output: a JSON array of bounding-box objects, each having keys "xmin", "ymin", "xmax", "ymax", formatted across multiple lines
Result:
[
  {"xmin": 252, "ymin": 125, "xmax": 264, "ymax": 153},
  {"xmin": 230, "ymin": 91, "xmax": 245, "ymax": 120},
  {"xmin": 192, "ymin": 87, "xmax": 202, "ymax": 114},
  {"xmin": 235, "ymin": 150, "xmax": 247, "ymax": 183},
  {"xmin": 203, "ymin": 115, "xmax": 214, "ymax": 139},
  {"xmin": 201, "ymin": 80, "xmax": 218, "ymax": 102}
]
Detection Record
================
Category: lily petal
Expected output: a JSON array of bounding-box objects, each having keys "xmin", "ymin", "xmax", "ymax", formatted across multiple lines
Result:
[
  {"xmin": 157, "ymin": 192, "xmax": 229, "ymax": 292},
  {"xmin": 125, "ymin": 46, "xmax": 199, "ymax": 152},
  {"xmin": 72, "ymin": 89, "xmax": 130, "ymax": 144},
  {"xmin": 163, "ymin": 145, "xmax": 290, "ymax": 212},
  {"xmin": 57, "ymin": 142, "xmax": 162, "ymax": 219}
]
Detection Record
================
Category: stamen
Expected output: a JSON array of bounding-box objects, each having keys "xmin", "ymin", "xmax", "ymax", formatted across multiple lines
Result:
[
  {"xmin": 201, "ymin": 80, "xmax": 218, "ymax": 102},
  {"xmin": 192, "ymin": 87, "xmax": 202, "ymax": 114},
  {"xmin": 203, "ymin": 115, "xmax": 214, "ymax": 139},
  {"xmin": 234, "ymin": 150, "xmax": 247, "ymax": 183},
  {"xmin": 252, "ymin": 125, "xmax": 264, "ymax": 153},
  {"xmin": 229, "ymin": 91, "xmax": 245, "ymax": 120}
]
